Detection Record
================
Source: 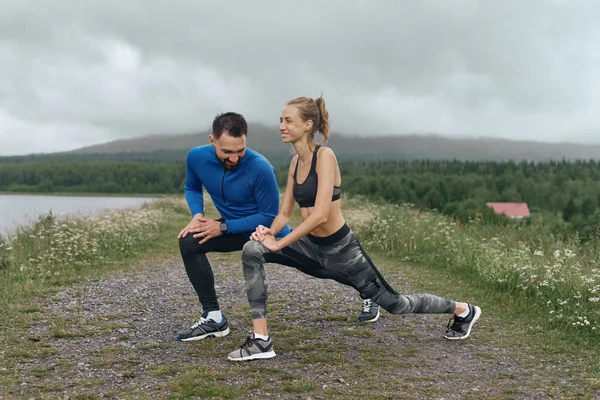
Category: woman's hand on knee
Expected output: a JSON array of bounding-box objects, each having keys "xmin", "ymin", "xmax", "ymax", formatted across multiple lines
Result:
[
  {"xmin": 260, "ymin": 234, "xmax": 280, "ymax": 252},
  {"xmin": 251, "ymin": 225, "xmax": 272, "ymax": 242}
]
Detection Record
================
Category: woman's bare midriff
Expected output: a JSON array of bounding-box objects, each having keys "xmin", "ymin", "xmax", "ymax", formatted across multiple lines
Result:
[{"xmin": 300, "ymin": 200, "xmax": 346, "ymax": 237}]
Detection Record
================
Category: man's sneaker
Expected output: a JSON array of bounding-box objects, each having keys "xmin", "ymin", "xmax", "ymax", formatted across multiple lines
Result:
[
  {"xmin": 358, "ymin": 298, "xmax": 380, "ymax": 323},
  {"xmin": 227, "ymin": 334, "xmax": 276, "ymax": 361},
  {"xmin": 176, "ymin": 312, "xmax": 230, "ymax": 341},
  {"xmin": 444, "ymin": 303, "xmax": 481, "ymax": 340}
]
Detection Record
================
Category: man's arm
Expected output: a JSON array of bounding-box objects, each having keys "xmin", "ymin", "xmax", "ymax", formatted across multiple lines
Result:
[
  {"xmin": 178, "ymin": 149, "xmax": 206, "ymax": 238},
  {"xmin": 224, "ymin": 163, "xmax": 281, "ymax": 234},
  {"xmin": 183, "ymin": 149, "xmax": 205, "ymax": 216}
]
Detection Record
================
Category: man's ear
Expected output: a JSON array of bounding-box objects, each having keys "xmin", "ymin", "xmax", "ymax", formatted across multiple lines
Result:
[{"xmin": 209, "ymin": 135, "xmax": 215, "ymax": 145}]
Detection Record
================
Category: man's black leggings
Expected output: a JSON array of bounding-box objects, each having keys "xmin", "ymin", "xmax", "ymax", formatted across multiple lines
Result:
[{"xmin": 179, "ymin": 233, "xmax": 249, "ymax": 312}]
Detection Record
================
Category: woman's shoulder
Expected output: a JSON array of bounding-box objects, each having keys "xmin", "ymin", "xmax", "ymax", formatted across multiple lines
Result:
[{"xmin": 316, "ymin": 145, "xmax": 337, "ymax": 160}]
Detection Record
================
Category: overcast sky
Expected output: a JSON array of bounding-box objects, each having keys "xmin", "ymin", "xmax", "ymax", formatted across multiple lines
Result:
[{"xmin": 1, "ymin": 0, "xmax": 599, "ymax": 155}]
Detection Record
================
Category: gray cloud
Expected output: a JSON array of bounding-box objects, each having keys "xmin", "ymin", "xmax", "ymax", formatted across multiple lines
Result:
[{"xmin": 1, "ymin": 0, "xmax": 599, "ymax": 155}]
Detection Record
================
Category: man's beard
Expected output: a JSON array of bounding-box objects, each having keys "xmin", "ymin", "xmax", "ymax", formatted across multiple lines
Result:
[{"xmin": 219, "ymin": 157, "xmax": 240, "ymax": 170}]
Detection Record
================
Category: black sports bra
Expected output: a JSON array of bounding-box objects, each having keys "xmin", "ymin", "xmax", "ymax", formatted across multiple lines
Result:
[{"xmin": 292, "ymin": 145, "xmax": 341, "ymax": 208}]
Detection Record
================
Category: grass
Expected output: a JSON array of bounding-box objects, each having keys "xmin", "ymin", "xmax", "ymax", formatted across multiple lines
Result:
[
  {"xmin": 0, "ymin": 197, "xmax": 188, "ymax": 315},
  {"xmin": 364, "ymin": 250, "xmax": 600, "ymax": 391},
  {"xmin": 344, "ymin": 195, "xmax": 600, "ymax": 342},
  {"xmin": 282, "ymin": 381, "xmax": 314, "ymax": 393},
  {"xmin": 0, "ymin": 196, "xmax": 190, "ymax": 398},
  {"xmin": 149, "ymin": 364, "xmax": 179, "ymax": 377},
  {"xmin": 2, "ymin": 194, "xmax": 600, "ymax": 398},
  {"xmin": 166, "ymin": 366, "xmax": 244, "ymax": 399}
]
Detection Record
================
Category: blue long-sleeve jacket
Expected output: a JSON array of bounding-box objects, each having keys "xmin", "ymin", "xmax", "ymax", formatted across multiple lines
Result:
[{"xmin": 184, "ymin": 145, "xmax": 291, "ymax": 239}]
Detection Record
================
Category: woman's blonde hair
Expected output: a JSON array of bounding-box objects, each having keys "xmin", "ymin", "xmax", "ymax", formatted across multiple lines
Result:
[{"xmin": 286, "ymin": 95, "xmax": 330, "ymax": 145}]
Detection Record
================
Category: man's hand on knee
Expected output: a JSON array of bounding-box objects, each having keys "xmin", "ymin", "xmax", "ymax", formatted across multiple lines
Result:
[
  {"xmin": 191, "ymin": 219, "xmax": 223, "ymax": 244},
  {"xmin": 178, "ymin": 213, "xmax": 205, "ymax": 239}
]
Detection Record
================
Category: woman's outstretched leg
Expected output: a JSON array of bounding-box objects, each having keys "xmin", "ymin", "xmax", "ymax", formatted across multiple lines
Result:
[{"xmin": 318, "ymin": 226, "xmax": 481, "ymax": 340}]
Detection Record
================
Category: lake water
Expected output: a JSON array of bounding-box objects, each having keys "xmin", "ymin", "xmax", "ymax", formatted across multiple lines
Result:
[{"xmin": 0, "ymin": 194, "xmax": 159, "ymax": 238}]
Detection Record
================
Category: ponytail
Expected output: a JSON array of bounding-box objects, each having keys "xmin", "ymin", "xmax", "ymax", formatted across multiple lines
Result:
[{"xmin": 314, "ymin": 96, "xmax": 330, "ymax": 143}]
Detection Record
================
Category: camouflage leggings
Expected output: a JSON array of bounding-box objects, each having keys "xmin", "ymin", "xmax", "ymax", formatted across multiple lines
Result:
[{"xmin": 241, "ymin": 223, "xmax": 456, "ymax": 319}]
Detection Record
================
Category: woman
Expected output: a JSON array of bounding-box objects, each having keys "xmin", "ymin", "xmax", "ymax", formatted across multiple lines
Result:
[{"xmin": 227, "ymin": 96, "xmax": 481, "ymax": 361}]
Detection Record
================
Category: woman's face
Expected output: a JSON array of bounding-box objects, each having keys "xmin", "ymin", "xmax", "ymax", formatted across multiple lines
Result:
[{"xmin": 279, "ymin": 105, "xmax": 311, "ymax": 144}]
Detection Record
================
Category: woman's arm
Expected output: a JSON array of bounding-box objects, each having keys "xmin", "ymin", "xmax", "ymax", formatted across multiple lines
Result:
[{"xmin": 273, "ymin": 148, "xmax": 336, "ymax": 250}]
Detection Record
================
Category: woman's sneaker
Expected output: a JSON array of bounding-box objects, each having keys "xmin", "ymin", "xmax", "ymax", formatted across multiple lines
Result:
[
  {"xmin": 443, "ymin": 303, "xmax": 481, "ymax": 340},
  {"xmin": 176, "ymin": 313, "xmax": 230, "ymax": 341},
  {"xmin": 358, "ymin": 298, "xmax": 380, "ymax": 323},
  {"xmin": 227, "ymin": 334, "xmax": 276, "ymax": 361}
]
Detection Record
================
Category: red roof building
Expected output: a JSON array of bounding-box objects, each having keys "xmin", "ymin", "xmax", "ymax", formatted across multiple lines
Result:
[{"xmin": 486, "ymin": 202, "xmax": 530, "ymax": 219}]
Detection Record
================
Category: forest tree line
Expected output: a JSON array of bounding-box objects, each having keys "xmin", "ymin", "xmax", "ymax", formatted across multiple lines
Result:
[
  {"xmin": 1, "ymin": 159, "xmax": 600, "ymax": 240},
  {"xmin": 0, "ymin": 161, "xmax": 185, "ymax": 195}
]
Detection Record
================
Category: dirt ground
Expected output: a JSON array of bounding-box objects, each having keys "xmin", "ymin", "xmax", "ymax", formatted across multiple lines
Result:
[{"xmin": 2, "ymin": 252, "xmax": 597, "ymax": 399}]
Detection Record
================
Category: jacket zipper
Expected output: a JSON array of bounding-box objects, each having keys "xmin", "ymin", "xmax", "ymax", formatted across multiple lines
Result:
[{"xmin": 221, "ymin": 167, "xmax": 227, "ymax": 204}]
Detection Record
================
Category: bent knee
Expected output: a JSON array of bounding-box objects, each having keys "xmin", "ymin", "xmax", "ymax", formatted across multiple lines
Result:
[
  {"xmin": 242, "ymin": 240, "xmax": 267, "ymax": 261},
  {"xmin": 242, "ymin": 240, "xmax": 262, "ymax": 254},
  {"xmin": 179, "ymin": 234, "xmax": 204, "ymax": 255}
]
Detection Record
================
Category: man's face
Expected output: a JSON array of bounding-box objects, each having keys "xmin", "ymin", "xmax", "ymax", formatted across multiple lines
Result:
[{"xmin": 210, "ymin": 131, "xmax": 247, "ymax": 170}]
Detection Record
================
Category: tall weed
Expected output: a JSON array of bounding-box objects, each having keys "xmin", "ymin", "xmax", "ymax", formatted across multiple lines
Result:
[{"xmin": 344, "ymin": 196, "xmax": 600, "ymax": 338}]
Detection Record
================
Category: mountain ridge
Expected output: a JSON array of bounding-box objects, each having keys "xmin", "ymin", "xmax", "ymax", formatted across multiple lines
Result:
[{"xmin": 3, "ymin": 124, "xmax": 600, "ymax": 164}]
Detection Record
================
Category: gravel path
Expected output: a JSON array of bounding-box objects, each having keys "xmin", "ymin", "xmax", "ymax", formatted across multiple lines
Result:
[{"xmin": 2, "ymin": 252, "xmax": 595, "ymax": 399}]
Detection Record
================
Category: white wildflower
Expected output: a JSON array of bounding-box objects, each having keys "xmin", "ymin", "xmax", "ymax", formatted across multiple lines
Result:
[{"xmin": 564, "ymin": 249, "xmax": 576, "ymax": 258}]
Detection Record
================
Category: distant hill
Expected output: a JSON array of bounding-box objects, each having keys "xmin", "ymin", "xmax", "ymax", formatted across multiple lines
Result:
[{"xmin": 3, "ymin": 124, "xmax": 600, "ymax": 165}]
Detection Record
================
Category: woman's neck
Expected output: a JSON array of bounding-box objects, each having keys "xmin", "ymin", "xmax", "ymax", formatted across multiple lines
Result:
[{"xmin": 293, "ymin": 139, "xmax": 315, "ymax": 162}]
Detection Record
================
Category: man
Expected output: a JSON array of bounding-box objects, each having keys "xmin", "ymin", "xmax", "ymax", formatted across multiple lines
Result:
[{"xmin": 177, "ymin": 112, "xmax": 379, "ymax": 342}]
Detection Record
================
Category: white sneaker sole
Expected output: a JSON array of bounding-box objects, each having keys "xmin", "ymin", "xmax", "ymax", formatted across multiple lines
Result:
[
  {"xmin": 227, "ymin": 350, "xmax": 276, "ymax": 361},
  {"xmin": 444, "ymin": 306, "xmax": 481, "ymax": 340},
  {"xmin": 178, "ymin": 327, "xmax": 230, "ymax": 342},
  {"xmin": 358, "ymin": 308, "xmax": 380, "ymax": 323}
]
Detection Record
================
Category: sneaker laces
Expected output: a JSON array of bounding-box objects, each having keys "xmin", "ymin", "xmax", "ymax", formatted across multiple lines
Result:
[
  {"xmin": 190, "ymin": 316, "xmax": 210, "ymax": 329},
  {"xmin": 362, "ymin": 299, "xmax": 373, "ymax": 313},
  {"xmin": 240, "ymin": 335, "xmax": 256, "ymax": 350},
  {"xmin": 446, "ymin": 316, "xmax": 465, "ymax": 334}
]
